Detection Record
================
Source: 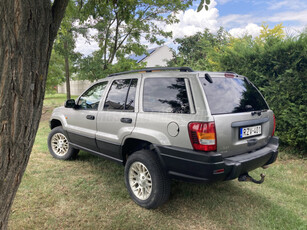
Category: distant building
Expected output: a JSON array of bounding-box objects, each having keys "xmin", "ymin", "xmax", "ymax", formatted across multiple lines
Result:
[
  {"xmin": 58, "ymin": 45, "xmax": 173, "ymax": 95},
  {"xmin": 57, "ymin": 79, "xmax": 91, "ymax": 95},
  {"xmin": 129, "ymin": 45, "xmax": 173, "ymax": 67}
]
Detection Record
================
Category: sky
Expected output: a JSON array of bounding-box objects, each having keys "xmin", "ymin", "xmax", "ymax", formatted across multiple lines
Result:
[{"xmin": 75, "ymin": 0, "xmax": 307, "ymax": 56}]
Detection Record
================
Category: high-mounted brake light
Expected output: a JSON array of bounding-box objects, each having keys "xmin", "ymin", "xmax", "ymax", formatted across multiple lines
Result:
[
  {"xmin": 188, "ymin": 122, "xmax": 217, "ymax": 151},
  {"xmin": 272, "ymin": 114, "xmax": 276, "ymax": 136},
  {"xmin": 224, "ymin": 73, "xmax": 235, "ymax": 78}
]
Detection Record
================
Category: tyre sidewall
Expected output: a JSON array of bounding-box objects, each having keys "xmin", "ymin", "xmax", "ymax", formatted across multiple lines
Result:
[
  {"xmin": 47, "ymin": 126, "xmax": 77, "ymax": 160},
  {"xmin": 125, "ymin": 150, "xmax": 170, "ymax": 209}
]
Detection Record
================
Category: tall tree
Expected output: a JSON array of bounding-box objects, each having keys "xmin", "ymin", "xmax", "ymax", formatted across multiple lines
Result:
[
  {"xmin": 0, "ymin": 1, "xmax": 69, "ymax": 228},
  {"xmin": 54, "ymin": 0, "xmax": 81, "ymax": 99}
]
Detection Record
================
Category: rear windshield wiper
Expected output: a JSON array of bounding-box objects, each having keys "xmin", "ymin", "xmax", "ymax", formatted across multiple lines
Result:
[
  {"xmin": 205, "ymin": 73, "xmax": 213, "ymax": 83},
  {"xmin": 251, "ymin": 109, "xmax": 268, "ymax": 116}
]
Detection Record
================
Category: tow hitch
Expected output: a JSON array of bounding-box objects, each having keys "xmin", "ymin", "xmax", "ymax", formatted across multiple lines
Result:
[{"xmin": 238, "ymin": 173, "xmax": 265, "ymax": 184}]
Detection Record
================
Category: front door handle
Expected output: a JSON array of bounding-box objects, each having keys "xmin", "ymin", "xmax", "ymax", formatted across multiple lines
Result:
[
  {"xmin": 86, "ymin": 115, "xmax": 95, "ymax": 120},
  {"xmin": 120, "ymin": 118, "xmax": 132, "ymax": 124}
]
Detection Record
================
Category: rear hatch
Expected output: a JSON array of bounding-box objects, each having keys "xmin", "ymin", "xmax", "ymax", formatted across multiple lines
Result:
[{"xmin": 199, "ymin": 73, "xmax": 275, "ymax": 157}]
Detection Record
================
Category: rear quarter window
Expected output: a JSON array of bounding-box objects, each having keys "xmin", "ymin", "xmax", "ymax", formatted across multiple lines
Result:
[{"xmin": 143, "ymin": 78, "xmax": 190, "ymax": 113}]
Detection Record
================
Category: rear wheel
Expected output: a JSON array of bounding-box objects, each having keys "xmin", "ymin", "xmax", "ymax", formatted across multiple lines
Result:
[
  {"xmin": 48, "ymin": 126, "xmax": 79, "ymax": 160},
  {"xmin": 125, "ymin": 149, "xmax": 170, "ymax": 209}
]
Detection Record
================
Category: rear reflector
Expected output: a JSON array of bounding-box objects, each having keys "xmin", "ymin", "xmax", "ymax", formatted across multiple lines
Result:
[
  {"xmin": 188, "ymin": 122, "xmax": 217, "ymax": 151},
  {"xmin": 213, "ymin": 169, "xmax": 225, "ymax": 174}
]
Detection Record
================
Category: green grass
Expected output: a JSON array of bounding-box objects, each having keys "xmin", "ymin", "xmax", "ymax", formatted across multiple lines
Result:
[{"xmin": 8, "ymin": 94, "xmax": 307, "ymax": 230}]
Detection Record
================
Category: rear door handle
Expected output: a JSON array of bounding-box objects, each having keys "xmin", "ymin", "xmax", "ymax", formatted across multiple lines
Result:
[
  {"xmin": 86, "ymin": 115, "xmax": 95, "ymax": 120},
  {"xmin": 120, "ymin": 118, "xmax": 132, "ymax": 124}
]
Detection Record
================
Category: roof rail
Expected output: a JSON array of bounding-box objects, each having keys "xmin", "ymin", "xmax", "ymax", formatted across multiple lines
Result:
[{"xmin": 107, "ymin": 67, "xmax": 194, "ymax": 77}]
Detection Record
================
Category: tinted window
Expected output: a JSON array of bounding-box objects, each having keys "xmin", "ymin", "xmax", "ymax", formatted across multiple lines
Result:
[
  {"xmin": 104, "ymin": 79, "xmax": 137, "ymax": 111},
  {"xmin": 126, "ymin": 79, "xmax": 137, "ymax": 111},
  {"xmin": 201, "ymin": 77, "xmax": 268, "ymax": 115},
  {"xmin": 77, "ymin": 81, "xmax": 108, "ymax": 110},
  {"xmin": 143, "ymin": 78, "xmax": 190, "ymax": 113}
]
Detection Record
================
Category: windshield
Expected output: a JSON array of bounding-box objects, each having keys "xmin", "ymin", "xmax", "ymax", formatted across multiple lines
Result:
[{"xmin": 200, "ymin": 77, "xmax": 268, "ymax": 115}]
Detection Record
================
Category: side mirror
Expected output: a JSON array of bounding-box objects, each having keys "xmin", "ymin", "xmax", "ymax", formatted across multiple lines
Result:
[{"xmin": 64, "ymin": 99, "xmax": 76, "ymax": 108}]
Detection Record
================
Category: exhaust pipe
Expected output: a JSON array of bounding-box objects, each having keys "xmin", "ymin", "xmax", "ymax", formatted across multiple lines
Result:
[{"xmin": 238, "ymin": 173, "xmax": 265, "ymax": 184}]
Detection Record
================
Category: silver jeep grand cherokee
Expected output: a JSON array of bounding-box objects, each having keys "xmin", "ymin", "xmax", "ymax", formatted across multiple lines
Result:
[{"xmin": 48, "ymin": 67, "xmax": 279, "ymax": 208}]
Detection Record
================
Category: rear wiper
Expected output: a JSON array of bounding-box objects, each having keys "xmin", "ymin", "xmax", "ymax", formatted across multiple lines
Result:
[
  {"xmin": 205, "ymin": 73, "xmax": 213, "ymax": 83},
  {"xmin": 251, "ymin": 109, "xmax": 267, "ymax": 116}
]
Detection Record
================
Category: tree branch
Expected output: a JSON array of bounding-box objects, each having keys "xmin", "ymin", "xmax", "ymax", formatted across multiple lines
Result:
[
  {"xmin": 50, "ymin": 0, "xmax": 69, "ymax": 42},
  {"xmin": 107, "ymin": 12, "xmax": 121, "ymax": 64}
]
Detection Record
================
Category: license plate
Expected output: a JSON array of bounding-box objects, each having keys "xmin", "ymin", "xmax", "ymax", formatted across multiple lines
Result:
[{"xmin": 240, "ymin": 125, "xmax": 261, "ymax": 139}]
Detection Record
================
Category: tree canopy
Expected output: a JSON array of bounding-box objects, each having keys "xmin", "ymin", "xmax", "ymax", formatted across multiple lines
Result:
[{"xmin": 74, "ymin": 0, "xmax": 196, "ymax": 80}]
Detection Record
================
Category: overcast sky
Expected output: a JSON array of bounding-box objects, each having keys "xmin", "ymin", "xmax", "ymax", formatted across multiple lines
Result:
[{"xmin": 75, "ymin": 0, "xmax": 307, "ymax": 56}]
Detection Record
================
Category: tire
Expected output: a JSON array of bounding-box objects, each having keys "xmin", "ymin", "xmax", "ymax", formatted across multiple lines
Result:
[
  {"xmin": 47, "ymin": 126, "xmax": 79, "ymax": 160},
  {"xmin": 124, "ymin": 149, "xmax": 170, "ymax": 209}
]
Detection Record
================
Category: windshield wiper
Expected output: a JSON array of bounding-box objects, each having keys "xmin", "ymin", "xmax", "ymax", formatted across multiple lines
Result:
[{"xmin": 251, "ymin": 109, "xmax": 267, "ymax": 116}]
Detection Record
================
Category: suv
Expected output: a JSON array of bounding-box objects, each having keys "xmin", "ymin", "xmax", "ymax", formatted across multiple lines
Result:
[{"xmin": 48, "ymin": 67, "xmax": 279, "ymax": 208}]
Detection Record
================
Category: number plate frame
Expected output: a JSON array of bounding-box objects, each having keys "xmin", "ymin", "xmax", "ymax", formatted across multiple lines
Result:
[{"xmin": 239, "ymin": 125, "xmax": 262, "ymax": 139}]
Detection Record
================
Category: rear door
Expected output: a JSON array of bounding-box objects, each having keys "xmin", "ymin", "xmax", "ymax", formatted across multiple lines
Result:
[
  {"xmin": 96, "ymin": 77, "xmax": 139, "ymax": 160},
  {"xmin": 200, "ymin": 74, "xmax": 275, "ymax": 157}
]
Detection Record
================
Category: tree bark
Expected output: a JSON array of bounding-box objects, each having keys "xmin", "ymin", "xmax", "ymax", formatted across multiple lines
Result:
[
  {"xmin": 0, "ymin": 1, "xmax": 69, "ymax": 229},
  {"xmin": 64, "ymin": 41, "xmax": 71, "ymax": 100}
]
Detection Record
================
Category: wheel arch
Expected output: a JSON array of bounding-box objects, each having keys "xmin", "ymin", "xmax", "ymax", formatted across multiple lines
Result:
[
  {"xmin": 50, "ymin": 119, "xmax": 62, "ymax": 129},
  {"xmin": 121, "ymin": 138, "xmax": 167, "ymax": 171}
]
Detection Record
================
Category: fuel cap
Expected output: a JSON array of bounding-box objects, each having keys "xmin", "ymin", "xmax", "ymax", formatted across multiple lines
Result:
[{"xmin": 167, "ymin": 122, "xmax": 180, "ymax": 137}]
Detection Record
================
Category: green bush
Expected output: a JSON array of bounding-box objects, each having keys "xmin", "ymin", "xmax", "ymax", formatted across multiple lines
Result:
[{"xmin": 218, "ymin": 33, "xmax": 307, "ymax": 153}]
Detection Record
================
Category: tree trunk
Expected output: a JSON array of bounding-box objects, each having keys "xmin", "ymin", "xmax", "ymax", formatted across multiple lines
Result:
[
  {"xmin": 0, "ymin": 1, "xmax": 68, "ymax": 229},
  {"xmin": 64, "ymin": 41, "xmax": 71, "ymax": 100}
]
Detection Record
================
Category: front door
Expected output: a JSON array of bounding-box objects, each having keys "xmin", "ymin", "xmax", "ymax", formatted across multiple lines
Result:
[{"xmin": 65, "ymin": 81, "xmax": 109, "ymax": 151}]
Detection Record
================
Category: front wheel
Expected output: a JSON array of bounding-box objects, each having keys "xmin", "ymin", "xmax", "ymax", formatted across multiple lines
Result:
[
  {"xmin": 47, "ymin": 126, "xmax": 79, "ymax": 160},
  {"xmin": 124, "ymin": 149, "xmax": 170, "ymax": 209}
]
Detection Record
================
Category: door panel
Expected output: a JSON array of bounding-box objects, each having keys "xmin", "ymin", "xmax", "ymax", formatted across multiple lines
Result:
[
  {"xmin": 65, "ymin": 109, "xmax": 98, "ymax": 151},
  {"xmin": 96, "ymin": 78, "xmax": 139, "ymax": 159},
  {"xmin": 96, "ymin": 111, "xmax": 137, "ymax": 159},
  {"xmin": 65, "ymin": 81, "xmax": 109, "ymax": 151}
]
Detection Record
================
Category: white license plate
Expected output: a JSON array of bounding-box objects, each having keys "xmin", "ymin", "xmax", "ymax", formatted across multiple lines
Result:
[{"xmin": 240, "ymin": 125, "xmax": 261, "ymax": 139}]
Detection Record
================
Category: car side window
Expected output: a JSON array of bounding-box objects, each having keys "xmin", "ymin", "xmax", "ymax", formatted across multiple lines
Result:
[
  {"xmin": 143, "ymin": 77, "xmax": 190, "ymax": 113},
  {"xmin": 77, "ymin": 81, "xmax": 108, "ymax": 110},
  {"xmin": 104, "ymin": 79, "xmax": 138, "ymax": 111}
]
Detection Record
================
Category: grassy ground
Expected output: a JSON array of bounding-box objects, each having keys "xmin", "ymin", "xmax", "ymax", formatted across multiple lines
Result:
[{"xmin": 8, "ymin": 94, "xmax": 307, "ymax": 230}]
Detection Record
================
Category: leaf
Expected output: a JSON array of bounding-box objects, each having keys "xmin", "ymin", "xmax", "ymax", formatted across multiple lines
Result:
[
  {"xmin": 205, "ymin": 5, "xmax": 209, "ymax": 11},
  {"xmin": 197, "ymin": 0, "xmax": 204, "ymax": 12},
  {"xmin": 206, "ymin": 0, "xmax": 211, "ymax": 5}
]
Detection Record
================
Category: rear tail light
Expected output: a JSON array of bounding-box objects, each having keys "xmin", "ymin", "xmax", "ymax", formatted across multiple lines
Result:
[
  {"xmin": 188, "ymin": 122, "xmax": 217, "ymax": 151},
  {"xmin": 272, "ymin": 114, "xmax": 276, "ymax": 136}
]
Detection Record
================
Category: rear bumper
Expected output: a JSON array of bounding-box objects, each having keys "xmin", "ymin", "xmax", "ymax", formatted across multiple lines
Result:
[{"xmin": 155, "ymin": 136, "xmax": 279, "ymax": 183}]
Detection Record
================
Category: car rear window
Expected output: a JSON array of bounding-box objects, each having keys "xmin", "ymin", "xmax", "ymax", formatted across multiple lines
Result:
[{"xmin": 200, "ymin": 76, "xmax": 268, "ymax": 115}]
